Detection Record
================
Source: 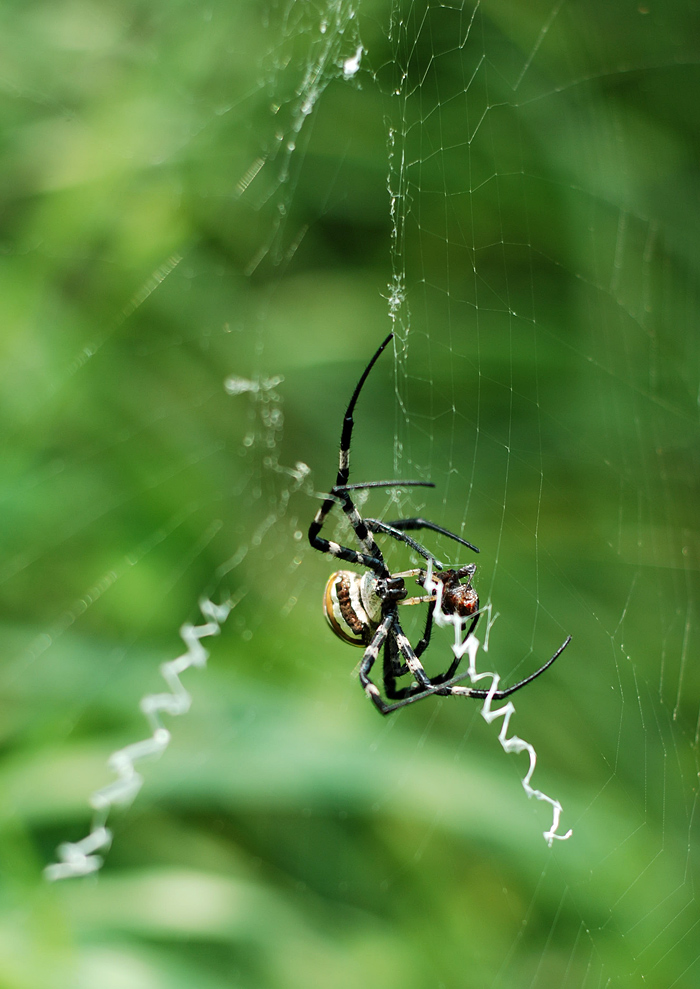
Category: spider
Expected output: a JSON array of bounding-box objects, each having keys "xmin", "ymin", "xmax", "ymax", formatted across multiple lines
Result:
[{"xmin": 308, "ymin": 332, "xmax": 571, "ymax": 715}]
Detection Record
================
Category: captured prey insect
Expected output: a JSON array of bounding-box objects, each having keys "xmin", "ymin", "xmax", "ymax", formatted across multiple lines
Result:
[{"xmin": 308, "ymin": 332, "xmax": 571, "ymax": 715}]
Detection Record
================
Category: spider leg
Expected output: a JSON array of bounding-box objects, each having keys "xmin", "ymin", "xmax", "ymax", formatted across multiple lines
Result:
[
  {"xmin": 336, "ymin": 332, "xmax": 393, "ymax": 488},
  {"xmin": 386, "ymin": 607, "xmax": 479, "ymax": 702},
  {"xmin": 360, "ymin": 611, "xmax": 436, "ymax": 715},
  {"xmin": 381, "ymin": 518, "xmax": 479, "ymax": 554},
  {"xmin": 384, "ymin": 636, "xmax": 425, "ymax": 700},
  {"xmin": 364, "ymin": 518, "xmax": 446, "ymax": 568},
  {"xmin": 333, "ymin": 484, "xmax": 469, "ymax": 565},
  {"xmin": 358, "ymin": 612, "xmax": 397, "ymax": 714},
  {"xmin": 448, "ymin": 635, "xmax": 572, "ymax": 700},
  {"xmin": 382, "ymin": 607, "xmax": 431, "ymax": 702},
  {"xmin": 371, "ymin": 608, "xmax": 435, "ymax": 709},
  {"xmin": 376, "ymin": 632, "xmax": 571, "ymax": 713},
  {"xmin": 427, "ymin": 611, "xmax": 480, "ymax": 684},
  {"xmin": 413, "ymin": 602, "xmax": 435, "ymax": 659},
  {"xmin": 308, "ymin": 533, "xmax": 386, "ymax": 573},
  {"xmin": 390, "ymin": 612, "xmax": 433, "ymax": 691},
  {"xmin": 377, "ymin": 667, "xmax": 477, "ymax": 712},
  {"xmin": 342, "ymin": 480, "xmax": 435, "ymax": 492},
  {"xmin": 384, "ymin": 677, "xmax": 424, "ymax": 703},
  {"xmin": 312, "ymin": 488, "xmax": 441, "ymax": 574},
  {"xmin": 309, "ymin": 485, "xmax": 387, "ymax": 569},
  {"xmin": 309, "ymin": 334, "xmax": 394, "ymax": 569},
  {"xmin": 333, "ymin": 487, "xmax": 387, "ymax": 561},
  {"xmin": 382, "ymin": 633, "xmax": 409, "ymax": 698}
]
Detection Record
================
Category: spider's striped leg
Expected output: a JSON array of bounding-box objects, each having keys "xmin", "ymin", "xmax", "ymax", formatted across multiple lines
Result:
[
  {"xmin": 389, "ymin": 612, "xmax": 433, "ymax": 691},
  {"xmin": 382, "ymin": 632, "xmax": 409, "ymax": 699},
  {"xmin": 383, "ymin": 607, "xmax": 479, "ymax": 701},
  {"xmin": 383, "ymin": 650, "xmax": 426, "ymax": 703},
  {"xmin": 309, "ymin": 486, "xmax": 387, "ymax": 572},
  {"xmin": 361, "ymin": 613, "xmax": 435, "ymax": 715},
  {"xmin": 308, "ymin": 507, "xmax": 386, "ymax": 573},
  {"xmin": 332, "ymin": 487, "xmax": 385, "ymax": 561},
  {"xmin": 327, "ymin": 481, "xmax": 437, "ymax": 568},
  {"xmin": 364, "ymin": 518, "xmax": 446, "ymax": 569},
  {"xmin": 372, "ymin": 668, "xmax": 475, "ymax": 713},
  {"xmin": 359, "ymin": 612, "xmax": 397, "ymax": 715},
  {"xmin": 382, "ymin": 518, "xmax": 479, "ymax": 555},
  {"xmin": 379, "ymin": 632, "xmax": 571, "ymax": 713}
]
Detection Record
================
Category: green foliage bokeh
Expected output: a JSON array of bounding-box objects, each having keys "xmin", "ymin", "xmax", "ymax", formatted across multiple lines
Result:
[{"xmin": 1, "ymin": 2, "xmax": 699, "ymax": 988}]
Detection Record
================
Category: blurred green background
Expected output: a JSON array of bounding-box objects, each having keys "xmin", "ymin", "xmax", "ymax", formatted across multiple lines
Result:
[{"xmin": 1, "ymin": 0, "xmax": 699, "ymax": 987}]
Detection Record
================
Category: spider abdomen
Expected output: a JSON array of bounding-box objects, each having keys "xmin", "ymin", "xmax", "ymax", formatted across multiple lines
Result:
[{"xmin": 323, "ymin": 570, "xmax": 383, "ymax": 647}]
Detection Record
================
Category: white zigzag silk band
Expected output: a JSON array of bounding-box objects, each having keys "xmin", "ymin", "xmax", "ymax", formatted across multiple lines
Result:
[
  {"xmin": 423, "ymin": 564, "xmax": 572, "ymax": 846},
  {"xmin": 45, "ymin": 598, "xmax": 232, "ymax": 881}
]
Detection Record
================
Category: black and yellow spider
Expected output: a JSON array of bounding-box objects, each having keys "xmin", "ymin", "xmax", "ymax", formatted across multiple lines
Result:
[{"xmin": 308, "ymin": 332, "xmax": 570, "ymax": 715}]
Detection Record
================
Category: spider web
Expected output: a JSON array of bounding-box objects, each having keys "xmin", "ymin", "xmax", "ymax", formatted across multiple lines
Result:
[
  {"xmin": 3, "ymin": 1, "xmax": 700, "ymax": 987},
  {"xmin": 368, "ymin": 4, "xmax": 700, "ymax": 986}
]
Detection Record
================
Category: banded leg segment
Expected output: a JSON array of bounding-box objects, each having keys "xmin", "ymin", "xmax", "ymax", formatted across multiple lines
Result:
[
  {"xmin": 308, "ymin": 505, "xmax": 386, "ymax": 572},
  {"xmin": 359, "ymin": 613, "xmax": 395, "ymax": 714},
  {"xmin": 375, "ymin": 635, "xmax": 571, "ymax": 714},
  {"xmin": 389, "ymin": 612, "xmax": 433, "ymax": 692},
  {"xmin": 382, "ymin": 606, "xmax": 478, "ymax": 702},
  {"xmin": 361, "ymin": 610, "xmax": 435, "ymax": 715}
]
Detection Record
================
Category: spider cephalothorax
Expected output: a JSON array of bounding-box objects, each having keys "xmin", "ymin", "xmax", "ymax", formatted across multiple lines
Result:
[{"xmin": 309, "ymin": 332, "xmax": 570, "ymax": 715}]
